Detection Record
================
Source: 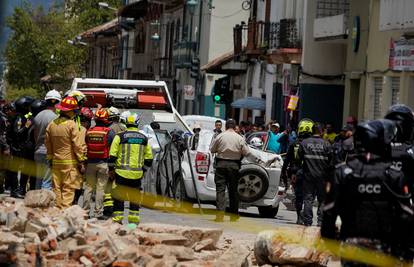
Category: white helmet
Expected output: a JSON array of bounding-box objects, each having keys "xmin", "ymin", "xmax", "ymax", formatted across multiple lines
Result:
[
  {"xmin": 44, "ymin": 89, "xmax": 62, "ymax": 101},
  {"xmin": 120, "ymin": 111, "xmax": 131, "ymax": 123},
  {"xmin": 250, "ymin": 137, "xmax": 263, "ymax": 148},
  {"xmin": 108, "ymin": 106, "xmax": 120, "ymax": 117},
  {"xmin": 126, "ymin": 113, "xmax": 141, "ymax": 126}
]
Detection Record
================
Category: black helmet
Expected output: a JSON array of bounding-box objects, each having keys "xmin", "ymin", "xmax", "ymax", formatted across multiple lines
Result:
[
  {"xmin": 31, "ymin": 99, "xmax": 46, "ymax": 116},
  {"xmin": 14, "ymin": 96, "xmax": 35, "ymax": 114},
  {"xmin": 384, "ymin": 104, "xmax": 414, "ymax": 142},
  {"xmin": 354, "ymin": 119, "xmax": 397, "ymax": 157}
]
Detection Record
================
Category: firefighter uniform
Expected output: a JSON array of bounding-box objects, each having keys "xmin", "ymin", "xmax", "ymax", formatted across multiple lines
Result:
[
  {"xmin": 109, "ymin": 114, "xmax": 153, "ymax": 224},
  {"xmin": 45, "ymin": 97, "xmax": 87, "ymax": 209},
  {"xmin": 83, "ymin": 108, "xmax": 115, "ymax": 218}
]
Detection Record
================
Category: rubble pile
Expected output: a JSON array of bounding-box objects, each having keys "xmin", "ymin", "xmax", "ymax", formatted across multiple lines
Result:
[
  {"xmin": 0, "ymin": 190, "xmax": 251, "ymax": 267},
  {"xmin": 254, "ymin": 226, "xmax": 333, "ymax": 266}
]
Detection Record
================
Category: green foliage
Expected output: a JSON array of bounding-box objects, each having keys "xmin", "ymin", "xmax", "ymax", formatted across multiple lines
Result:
[
  {"xmin": 4, "ymin": 85, "xmax": 43, "ymax": 101},
  {"xmin": 4, "ymin": 0, "xmax": 120, "ymax": 98},
  {"xmin": 65, "ymin": 0, "xmax": 122, "ymax": 30}
]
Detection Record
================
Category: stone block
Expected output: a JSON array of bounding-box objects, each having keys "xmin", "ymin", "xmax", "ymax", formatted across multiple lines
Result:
[{"xmin": 24, "ymin": 190, "xmax": 56, "ymax": 208}]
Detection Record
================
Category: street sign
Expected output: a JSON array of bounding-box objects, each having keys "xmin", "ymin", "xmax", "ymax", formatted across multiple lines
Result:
[{"xmin": 183, "ymin": 85, "xmax": 195, "ymax": 100}]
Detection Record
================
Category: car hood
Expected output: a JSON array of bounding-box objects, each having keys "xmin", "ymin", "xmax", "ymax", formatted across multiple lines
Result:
[{"xmin": 243, "ymin": 147, "xmax": 283, "ymax": 169}]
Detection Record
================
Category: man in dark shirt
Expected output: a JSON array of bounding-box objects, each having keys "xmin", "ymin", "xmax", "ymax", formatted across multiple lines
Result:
[{"xmin": 298, "ymin": 122, "xmax": 332, "ymax": 226}]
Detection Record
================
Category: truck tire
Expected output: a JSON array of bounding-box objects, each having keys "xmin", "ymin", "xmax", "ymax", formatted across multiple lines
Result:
[
  {"xmin": 238, "ymin": 166, "xmax": 269, "ymax": 203},
  {"xmin": 258, "ymin": 205, "xmax": 279, "ymax": 218}
]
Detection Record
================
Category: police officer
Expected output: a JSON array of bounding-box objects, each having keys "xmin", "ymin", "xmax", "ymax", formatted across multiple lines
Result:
[
  {"xmin": 109, "ymin": 114, "xmax": 153, "ymax": 224},
  {"xmin": 210, "ymin": 119, "xmax": 250, "ymax": 222},
  {"xmin": 83, "ymin": 108, "xmax": 115, "ymax": 219},
  {"xmin": 281, "ymin": 118, "xmax": 314, "ymax": 224},
  {"xmin": 298, "ymin": 122, "xmax": 332, "ymax": 226},
  {"xmin": 321, "ymin": 119, "xmax": 414, "ymax": 264}
]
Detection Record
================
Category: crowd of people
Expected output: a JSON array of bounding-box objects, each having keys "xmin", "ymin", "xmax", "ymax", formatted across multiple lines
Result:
[{"xmin": 0, "ymin": 90, "xmax": 153, "ymax": 224}]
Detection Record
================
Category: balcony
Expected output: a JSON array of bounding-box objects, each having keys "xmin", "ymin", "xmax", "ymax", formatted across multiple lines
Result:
[
  {"xmin": 313, "ymin": 0, "xmax": 349, "ymax": 41},
  {"xmin": 233, "ymin": 19, "xmax": 302, "ymax": 61},
  {"xmin": 313, "ymin": 14, "xmax": 348, "ymax": 41}
]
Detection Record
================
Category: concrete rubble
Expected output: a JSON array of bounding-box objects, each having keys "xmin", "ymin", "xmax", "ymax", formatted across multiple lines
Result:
[
  {"xmin": 0, "ymin": 190, "xmax": 252, "ymax": 267},
  {"xmin": 254, "ymin": 227, "xmax": 334, "ymax": 267}
]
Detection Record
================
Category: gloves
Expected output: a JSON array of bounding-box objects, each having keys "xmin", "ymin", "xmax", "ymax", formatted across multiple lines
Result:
[
  {"xmin": 77, "ymin": 162, "xmax": 86, "ymax": 174},
  {"xmin": 108, "ymin": 169, "xmax": 115, "ymax": 181}
]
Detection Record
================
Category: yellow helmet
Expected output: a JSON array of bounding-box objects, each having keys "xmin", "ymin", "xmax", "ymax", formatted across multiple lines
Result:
[
  {"xmin": 298, "ymin": 118, "xmax": 314, "ymax": 135},
  {"xmin": 67, "ymin": 90, "xmax": 86, "ymax": 104}
]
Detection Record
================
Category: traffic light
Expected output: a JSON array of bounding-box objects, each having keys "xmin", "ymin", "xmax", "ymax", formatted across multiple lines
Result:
[
  {"xmin": 212, "ymin": 76, "xmax": 230, "ymax": 104},
  {"xmin": 190, "ymin": 57, "xmax": 200, "ymax": 79}
]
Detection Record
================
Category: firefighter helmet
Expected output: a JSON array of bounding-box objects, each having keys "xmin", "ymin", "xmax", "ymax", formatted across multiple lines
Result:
[{"xmin": 55, "ymin": 96, "xmax": 79, "ymax": 111}]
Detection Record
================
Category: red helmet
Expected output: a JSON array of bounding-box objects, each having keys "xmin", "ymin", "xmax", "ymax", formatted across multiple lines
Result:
[
  {"xmin": 80, "ymin": 107, "xmax": 93, "ymax": 120},
  {"xmin": 55, "ymin": 96, "xmax": 79, "ymax": 111},
  {"xmin": 95, "ymin": 108, "xmax": 110, "ymax": 124}
]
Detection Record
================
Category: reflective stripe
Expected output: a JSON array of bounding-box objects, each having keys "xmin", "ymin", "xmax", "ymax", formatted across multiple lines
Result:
[
  {"xmin": 116, "ymin": 166, "xmax": 143, "ymax": 171},
  {"xmin": 304, "ymin": 155, "xmax": 329, "ymax": 160},
  {"xmin": 112, "ymin": 216, "xmax": 123, "ymax": 223},
  {"xmin": 120, "ymin": 144, "xmax": 126, "ymax": 167},
  {"xmin": 127, "ymin": 215, "xmax": 140, "ymax": 223},
  {"xmin": 103, "ymin": 201, "xmax": 114, "ymax": 207},
  {"xmin": 126, "ymin": 143, "xmax": 131, "ymax": 168},
  {"xmin": 137, "ymin": 144, "xmax": 143, "ymax": 169},
  {"xmin": 52, "ymin": 159, "xmax": 78, "ymax": 165}
]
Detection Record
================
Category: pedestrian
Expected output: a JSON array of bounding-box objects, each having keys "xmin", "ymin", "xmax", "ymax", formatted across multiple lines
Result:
[
  {"xmin": 190, "ymin": 124, "xmax": 201, "ymax": 150},
  {"xmin": 212, "ymin": 120, "xmax": 223, "ymax": 139},
  {"xmin": 210, "ymin": 119, "xmax": 250, "ymax": 222},
  {"xmin": 33, "ymin": 90, "xmax": 61, "ymax": 190},
  {"xmin": 8, "ymin": 96, "xmax": 35, "ymax": 198},
  {"xmin": 45, "ymin": 96, "xmax": 87, "ymax": 209},
  {"xmin": 109, "ymin": 113, "xmax": 153, "ymax": 224},
  {"xmin": 280, "ymin": 119, "xmax": 314, "ymax": 224},
  {"xmin": 298, "ymin": 122, "xmax": 332, "ymax": 227},
  {"xmin": 83, "ymin": 108, "xmax": 115, "ymax": 219},
  {"xmin": 322, "ymin": 123, "xmax": 336, "ymax": 144},
  {"xmin": 332, "ymin": 125, "xmax": 354, "ymax": 165},
  {"xmin": 108, "ymin": 106, "xmax": 126, "ymax": 134},
  {"xmin": 321, "ymin": 119, "xmax": 414, "ymax": 264},
  {"xmin": 267, "ymin": 122, "xmax": 285, "ymax": 154}
]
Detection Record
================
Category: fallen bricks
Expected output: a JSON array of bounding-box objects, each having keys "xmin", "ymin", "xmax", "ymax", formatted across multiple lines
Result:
[{"xmin": 0, "ymin": 191, "xmax": 251, "ymax": 267}]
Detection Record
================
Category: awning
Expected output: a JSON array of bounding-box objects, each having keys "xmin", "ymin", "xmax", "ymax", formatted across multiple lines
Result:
[
  {"xmin": 201, "ymin": 51, "xmax": 247, "ymax": 75},
  {"xmin": 231, "ymin": 97, "xmax": 265, "ymax": 110},
  {"xmin": 81, "ymin": 19, "xmax": 119, "ymax": 38}
]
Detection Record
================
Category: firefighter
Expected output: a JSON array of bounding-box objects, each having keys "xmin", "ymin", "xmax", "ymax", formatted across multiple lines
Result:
[
  {"xmin": 281, "ymin": 118, "xmax": 314, "ymax": 225},
  {"xmin": 8, "ymin": 96, "xmax": 35, "ymax": 198},
  {"xmin": 45, "ymin": 96, "xmax": 87, "ymax": 209},
  {"xmin": 108, "ymin": 106, "xmax": 126, "ymax": 134},
  {"xmin": 83, "ymin": 108, "xmax": 115, "ymax": 219},
  {"xmin": 109, "ymin": 114, "xmax": 153, "ymax": 224},
  {"xmin": 72, "ymin": 107, "xmax": 93, "ymax": 204}
]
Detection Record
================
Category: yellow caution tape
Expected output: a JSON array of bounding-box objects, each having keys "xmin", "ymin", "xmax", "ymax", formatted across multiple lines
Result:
[{"xmin": 0, "ymin": 155, "xmax": 412, "ymax": 267}]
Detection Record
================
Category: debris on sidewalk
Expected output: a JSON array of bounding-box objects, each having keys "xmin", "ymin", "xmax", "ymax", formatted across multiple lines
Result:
[
  {"xmin": 0, "ymin": 192, "xmax": 250, "ymax": 267},
  {"xmin": 254, "ymin": 226, "xmax": 333, "ymax": 266}
]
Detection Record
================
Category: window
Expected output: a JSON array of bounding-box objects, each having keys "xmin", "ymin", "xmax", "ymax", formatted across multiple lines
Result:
[
  {"xmin": 373, "ymin": 77, "xmax": 383, "ymax": 119},
  {"xmin": 316, "ymin": 0, "xmax": 350, "ymax": 18},
  {"xmin": 121, "ymin": 35, "xmax": 129, "ymax": 69},
  {"xmin": 391, "ymin": 76, "xmax": 400, "ymax": 105}
]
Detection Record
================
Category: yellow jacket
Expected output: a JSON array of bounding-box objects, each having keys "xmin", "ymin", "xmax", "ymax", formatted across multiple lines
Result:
[
  {"xmin": 109, "ymin": 127, "xmax": 153, "ymax": 179},
  {"xmin": 45, "ymin": 116, "xmax": 87, "ymax": 165}
]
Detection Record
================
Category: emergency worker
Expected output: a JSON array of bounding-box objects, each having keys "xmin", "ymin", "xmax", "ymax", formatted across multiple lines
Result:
[
  {"xmin": 210, "ymin": 119, "xmax": 250, "ymax": 222},
  {"xmin": 8, "ymin": 96, "xmax": 35, "ymax": 197},
  {"xmin": 83, "ymin": 108, "xmax": 115, "ymax": 219},
  {"xmin": 73, "ymin": 107, "xmax": 93, "ymax": 204},
  {"xmin": 281, "ymin": 118, "xmax": 314, "ymax": 224},
  {"xmin": 321, "ymin": 119, "xmax": 414, "ymax": 265},
  {"xmin": 33, "ymin": 90, "xmax": 61, "ymax": 190},
  {"xmin": 45, "ymin": 96, "xmax": 87, "ymax": 209},
  {"xmin": 109, "ymin": 114, "xmax": 153, "ymax": 224},
  {"xmin": 298, "ymin": 122, "xmax": 332, "ymax": 226},
  {"xmin": 108, "ymin": 107, "xmax": 126, "ymax": 134},
  {"xmin": 0, "ymin": 104, "xmax": 11, "ymax": 193}
]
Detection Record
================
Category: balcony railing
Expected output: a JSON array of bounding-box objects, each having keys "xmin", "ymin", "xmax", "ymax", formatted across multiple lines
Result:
[{"xmin": 233, "ymin": 19, "xmax": 302, "ymax": 57}]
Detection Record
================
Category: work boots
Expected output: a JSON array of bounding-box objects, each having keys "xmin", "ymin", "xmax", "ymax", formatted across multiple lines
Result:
[{"xmin": 296, "ymin": 211, "xmax": 304, "ymax": 225}]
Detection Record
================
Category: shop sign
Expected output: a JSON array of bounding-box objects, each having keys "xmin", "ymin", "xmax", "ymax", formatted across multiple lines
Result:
[{"xmin": 389, "ymin": 38, "xmax": 414, "ymax": 71}]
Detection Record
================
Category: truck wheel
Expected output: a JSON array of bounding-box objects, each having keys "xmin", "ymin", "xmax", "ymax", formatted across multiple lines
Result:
[
  {"xmin": 238, "ymin": 167, "xmax": 269, "ymax": 203},
  {"xmin": 258, "ymin": 205, "xmax": 279, "ymax": 218}
]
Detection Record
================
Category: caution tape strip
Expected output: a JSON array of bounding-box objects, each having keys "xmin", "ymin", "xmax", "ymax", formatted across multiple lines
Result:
[{"xmin": 0, "ymin": 155, "xmax": 412, "ymax": 266}]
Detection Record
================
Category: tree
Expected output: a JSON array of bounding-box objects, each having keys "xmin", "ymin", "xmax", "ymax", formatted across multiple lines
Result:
[
  {"xmin": 4, "ymin": 3, "xmax": 86, "ymax": 96},
  {"xmin": 65, "ymin": 0, "xmax": 121, "ymax": 30}
]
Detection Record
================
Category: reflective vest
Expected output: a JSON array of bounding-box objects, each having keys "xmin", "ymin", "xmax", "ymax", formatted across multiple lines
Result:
[
  {"xmin": 109, "ymin": 129, "xmax": 153, "ymax": 179},
  {"xmin": 86, "ymin": 126, "xmax": 111, "ymax": 159}
]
